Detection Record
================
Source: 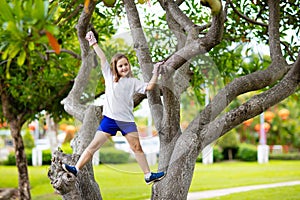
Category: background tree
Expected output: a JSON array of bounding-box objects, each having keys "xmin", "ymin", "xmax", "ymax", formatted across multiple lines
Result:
[
  {"xmin": 0, "ymin": 0, "xmax": 116, "ymax": 198},
  {"xmin": 0, "ymin": 1, "xmax": 75, "ymax": 198},
  {"xmin": 36, "ymin": 0, "xmax": 300, "ymax": 199}
]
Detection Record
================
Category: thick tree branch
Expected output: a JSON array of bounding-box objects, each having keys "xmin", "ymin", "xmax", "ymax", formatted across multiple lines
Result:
[
  {"xmin": 203, "ymin": 52, "xmax": 300, "ymax": 146},
  {"xmin": 173, "ymin": 63, "xmax": 193, "ymax": 96},
  {"xmin": 165, "ymin": 1, "xmax": 195, "ymax": 33},
  {"xmin": 192, "ymin": 60, "xmax": 289, "ymax": 132},
  {"xmin": 204, "ymin": 7, "xmax": 225, "ymax": 50},
  {"xmin": 164, "ymin": 3, "xmax": 187, "ymax": 49},
  {"xmin": 61, "ymin": 1, "xmax": 97, "ymax": 122},
  {"xmin": 268, "ymin": 0, "xmax": 286, "ymax": 63},
  {"xmin": 123, "ymin": 0, "xmax": 164, "ymax": 130}
]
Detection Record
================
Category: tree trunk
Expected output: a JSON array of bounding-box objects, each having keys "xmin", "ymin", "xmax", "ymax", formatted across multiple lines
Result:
[
  {"xmin": 48, "ymin": 106, "xmax": 103, "ymax": 200},
  {"xmin": 48, "ymin": 150, "xmax": 102, "ymax": 200},
  {"xmin": 152, "ymin": 129, "xmax": 202, "ymax": 200},
  {"xmin": 228, "ymin": 149, "xmax": 233, "ymax": 160},
  {"xmin": 10, "ymin": 120, "xmax": 31, "ymax": 200}
]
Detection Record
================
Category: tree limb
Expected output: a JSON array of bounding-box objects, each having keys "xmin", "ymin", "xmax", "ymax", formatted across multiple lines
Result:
[
  {"xmin": 46, "ymin": 49, "xmax": 81, "ymax": 60},
  {"xmin": 60, "ymin": 4, "xmax": 84, "ymax": 27},
  {"xmin": 61, "ymin": 1, "xmax": 97, "ymax": 122},
  {"xmin": 267, "ymin": 0, "xmax": 286, "ymax": 63},
  {"xmin": 54, "ymin": 0, "xmax": 79, "ymax": 25},
  {"xmin": 165, "ymin": 1, "xmax": 195, "ymax": 33},
  {"xmin": 123, "ymin": 0, "xmax": 164, "ymax": 130},
  {"xmin": 203, "ymin": 52, "xmax": 300, "ymax": 146},
  {"xmin": 227, "ymin": 0, "xmax": 268, "ymax": 27}
]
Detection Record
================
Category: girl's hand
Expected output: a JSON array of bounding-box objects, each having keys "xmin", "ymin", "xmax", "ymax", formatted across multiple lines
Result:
[
  {"xmin": 152, "ymin": 61, "xmax": 165, "ymax": 75},
  {"xmin": 85, "ymin": 31, "xmax": 97, "ymax": 46}
]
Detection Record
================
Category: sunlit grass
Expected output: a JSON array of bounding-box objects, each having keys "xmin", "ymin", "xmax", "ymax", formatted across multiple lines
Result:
[
  {"xmin": 0, "ymin": 160, "xmax": 299, "ymax": 200},
  {"xmin": 190, "ymin": 160, "xmax": 300, "ymax": 192},
  {"xmin": 206, "ymin": 185, "xmax": 300, "ymax": 200}
]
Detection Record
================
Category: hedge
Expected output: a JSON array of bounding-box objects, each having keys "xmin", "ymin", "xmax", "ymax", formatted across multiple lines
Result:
[
  {"xmin": 269, "ymin": 153, "xmax": 300, "ymax": 160},
  {"xmin": 3, "ymin": 149, "xmax": 52, "ymax": 166},
  {"xmin": 99, "ymin": 147, "xmax": 130, "ymax": 164},
  {"xmin": 237, "ymin": 143, "xmax": 257, "ymax": 161}
]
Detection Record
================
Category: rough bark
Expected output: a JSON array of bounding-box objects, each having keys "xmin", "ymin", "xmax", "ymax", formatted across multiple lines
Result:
[
  {"xmin": 0, "ymin": 87, "xmax": 31, "ymax": 199},
  {"xmin": 48, "ymin": 0, "xmax": 300, "ymax": 199},
  {"xmin": 48, "ymin": 1, "xmax": 103, "ymax": 199},
  {"xmin": 10, "ymin": 120, "xmax": 31, "ymax": 200}
]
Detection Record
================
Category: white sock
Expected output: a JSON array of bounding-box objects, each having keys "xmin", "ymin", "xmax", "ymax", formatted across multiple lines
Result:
[
  {"xmin": 75, "ymin": 167, "xmax": 80, "ymax": 173},
  {"xmin": 145, "ymin": 172, "xmax": 152, "ymax": 179}
]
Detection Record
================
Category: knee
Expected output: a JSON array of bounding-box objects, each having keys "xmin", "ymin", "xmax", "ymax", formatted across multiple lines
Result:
[{"xmin": 130, "ymin": 143, "xmax": 143, "ymax": 153}]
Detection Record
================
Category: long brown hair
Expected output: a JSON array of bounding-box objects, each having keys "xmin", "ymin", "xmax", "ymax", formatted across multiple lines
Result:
[{"xmin": 110, "ymin": 53, "xmax": 133, "ymax": 82}]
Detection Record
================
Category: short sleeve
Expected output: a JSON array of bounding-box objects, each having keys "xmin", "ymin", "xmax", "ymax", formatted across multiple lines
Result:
[{"xmin": 133, "ymin": 78, "xmax": 148, "ymax": 94}]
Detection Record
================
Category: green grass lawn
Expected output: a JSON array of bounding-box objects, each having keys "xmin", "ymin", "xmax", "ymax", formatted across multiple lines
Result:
[
  {"xmin": 190, "ymin": 160, "xmax": 300, "ymax": 192},
  {"xmin": 0, "ymin": 160, "xmax": 299, "ymax": 200},
  {"xmin": 205, "ymin": 185, "xmax": 300, "ymax": 200}
]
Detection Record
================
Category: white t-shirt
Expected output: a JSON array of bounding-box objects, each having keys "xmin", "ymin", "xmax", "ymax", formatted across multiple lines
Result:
[{"xmin": 102, "ymin": 61, "xmax": 147, "ymax": 122}]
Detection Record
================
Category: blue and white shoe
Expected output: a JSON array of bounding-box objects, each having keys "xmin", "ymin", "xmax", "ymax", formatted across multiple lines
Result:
[
  {"xmin": 62, "ymin": 164, "xmax": 78, "ymax": 176},
  {"xmin": 145, "ymin": 172, "xmax": 165, "ymax": 184}
]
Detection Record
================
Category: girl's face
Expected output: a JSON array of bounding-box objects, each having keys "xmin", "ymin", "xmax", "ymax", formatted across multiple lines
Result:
[{"xmin": 116, "ymin": 57, "xmax": 130, "ymax": 77}]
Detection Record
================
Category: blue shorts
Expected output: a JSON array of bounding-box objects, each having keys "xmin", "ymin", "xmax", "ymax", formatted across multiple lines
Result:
[{"xmin": 97, "ymin": 116, "xmax": 138, "ymax": 136}]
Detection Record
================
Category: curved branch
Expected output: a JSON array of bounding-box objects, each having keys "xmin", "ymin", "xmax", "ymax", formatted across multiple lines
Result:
[
  {"xmin": 281, "ymin": 41, "xmax": 296, "ymax": 62},
  {"xmin": 40, "ymin": 80, "xmax": 74, "ymax": 111},
  {"xmin": 59, "ymin": 4, "xmax": 84, "ymax": 27},
  {"xmin": 227, "ymin": 0, "xmax": 268, "ymax": 27},
  {"xmin": 202, "ymin": 52, "xmax": 300, "ymax": 146},
  {"xmin": 165, "ymin": 1, "xmax": 195, "ymax": 33},
  {"xmin": 186, "ymin": 58, "xmax": 290, "ymax": 147},
  {"xmin": 61, "ymin": 1, "xmax": 97, "ymax": 122},
  {"xmin": 54, "ymin": 0, "xmax": 79, "ymax": 25},
  {"xmin": 164, "ymin": 3, "xmax": 187, "ymax": 49},
  {"xmin": 54, "ymin": 0, "xmax": 77, "ymax": 24},
  {"xmin": 46, "ymin": 49, "xmax": 81, "ymax": 60}
]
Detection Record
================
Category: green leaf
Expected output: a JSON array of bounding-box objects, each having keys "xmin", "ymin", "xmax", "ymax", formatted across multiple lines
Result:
[
  {"xmin": 45, "ymin": 24, "xmax": 59, "ymax": 35},
  {"xmin": 0, "ymin": 0, "xmax": 14, "ymax": 21},
  {"xmin": 24, "ymin": 0, "xmax": 33, "ymax": 19},
  {"xmin": 28, "ymin": 42, "xmax": 35, "ymax": 51},
  {"xmin": 8, "ymin": 44, "xmax": 21, "ymax": 59},
  {"xmin": 43, "ymin": 0, "xmax": 49, "ymax": 17},
  {"xmin": 6, "ymin": 21, "xmax": 22, "ymax": 39},
  {"xmin": 2, "ymin": 48, "xmax": 9, "ymax": 60},
  {"xmin": 46, "ymin": 1, "xmax": 58, "ymax": 20},
  {"xmin": 11, "ymin": 0, "xmax": 23, "ymax": 21},
  {"xmin": 32, "ymin": 0, "xmax": 45, "ymax": 20},
  {"xmin": 6, "ymin": 59, "xmax": 11, "ymax": 79},
  {"xmin": 17, "ymin": 50, "xmax": 26, "ymax": 66}
]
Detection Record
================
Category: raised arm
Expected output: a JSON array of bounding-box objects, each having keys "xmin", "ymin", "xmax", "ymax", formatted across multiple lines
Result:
[
  {"xmin": 146, "ymin": 61, "xmax": 164, "ymax": 91},
  {"xmin": 85, "ymin": 31, "xmax": 107, "ymax": 68}
]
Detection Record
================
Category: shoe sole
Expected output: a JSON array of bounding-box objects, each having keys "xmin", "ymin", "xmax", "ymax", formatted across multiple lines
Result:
[{"xmin": 146, "ymin": 174, "xmax": 166, "ymax": 185}]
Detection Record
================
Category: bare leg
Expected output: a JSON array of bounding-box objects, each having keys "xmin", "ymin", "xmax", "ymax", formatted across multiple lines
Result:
[
  {"xmin": 125, "ymin": 132, "xmax": 150, "ymax": 174},
  {"xmin": 75, "ymin": 131, "xmax": 110, "ymax": 170}
]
